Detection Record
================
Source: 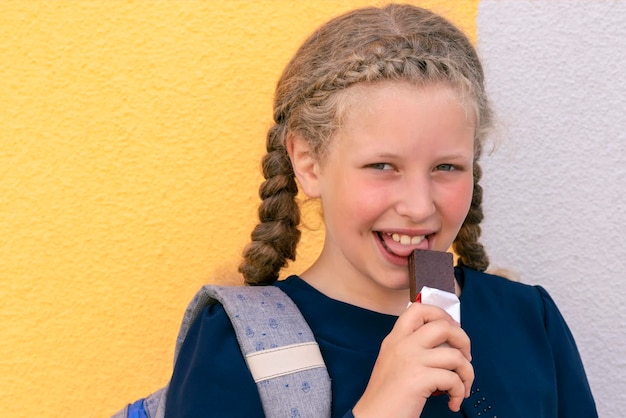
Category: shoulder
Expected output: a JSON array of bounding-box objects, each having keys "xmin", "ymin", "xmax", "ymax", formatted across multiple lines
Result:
[
  {"xmin": 460, "ymin": 266, "xmax": 544, "ymax": 303},
  {"xmin": 459, "ymin": 266, "xmax": 579, "ymax": 338},
  {"xmin": 460, "ymin": 265, "xmax": 532, "ymax": 290},
  {"xmin": 458, "ymin": 266, "xmax": 561, "ymax": 328}
]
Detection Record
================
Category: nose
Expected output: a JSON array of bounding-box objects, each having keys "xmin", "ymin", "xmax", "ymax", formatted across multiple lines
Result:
[{"xmin": 394, "ymin": 174, "xmax": 436, "ymax": 222}]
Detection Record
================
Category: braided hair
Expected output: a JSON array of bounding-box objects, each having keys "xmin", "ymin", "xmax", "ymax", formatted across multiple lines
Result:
[{"xmin": 239, "ymin": 4, "xmax": 492, "ymax": 285}]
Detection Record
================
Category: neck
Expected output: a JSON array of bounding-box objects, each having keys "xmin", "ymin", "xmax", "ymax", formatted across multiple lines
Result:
[{"xmin": 299, "ymin": 264, "xmax": 410, "ymax": 316}]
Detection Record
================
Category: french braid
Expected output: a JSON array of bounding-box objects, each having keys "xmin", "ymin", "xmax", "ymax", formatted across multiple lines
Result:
[{"xmin": 239, "ymin": 4, "xmax": 493, "ymax": 284}]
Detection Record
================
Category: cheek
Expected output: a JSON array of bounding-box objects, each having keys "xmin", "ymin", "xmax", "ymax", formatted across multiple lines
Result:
[
  {"xmin": 336, "ymin": 176, "xmax": 393, "ymax": 226},
  {"xmin": 320, "ymin": 174, "xmax": 375, "ymax": 221},
  {"xmin": 343, "ymin": 180, "xmax": 386, "ymax": 214},
  {"xmin": 444, "ymin": 178, "xmax": 474, "ymax": 224}
]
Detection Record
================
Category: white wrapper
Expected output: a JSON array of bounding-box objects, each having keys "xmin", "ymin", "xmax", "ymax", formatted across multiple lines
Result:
[{"xmin": 408, "ymin": 285, "xmax": 460, "ymax": 323}]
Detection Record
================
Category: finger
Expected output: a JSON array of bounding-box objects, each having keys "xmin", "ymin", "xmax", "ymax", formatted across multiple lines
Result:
[
  {"xmin": 403, "ymin": 319, "xmax": 472, "ymax": 361},
  {"xmin": 423, "ymin": 368, "xmax": 470, "ymax": 413},
  {"xmin": 444, "ymin": 349, "xmax": 474, "ymax": 399},
  {"xmin": 448, "ymin": 365, "xmax": 474, "ymax": 412},
  {"xmin": 418, "ymin": 345, "xmax": 474, "ymax": 376},
  {"xmin": 415, "ymin": 344, "xmax": 475, "ymax": 400},
  {"xmin": 394, "ymin": 302, "xmax": 457, "ymax": 335}
]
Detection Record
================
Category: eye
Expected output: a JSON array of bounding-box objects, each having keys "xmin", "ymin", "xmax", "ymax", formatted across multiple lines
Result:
[
  {"xmin": 434, "ymin": 163, "xmax": 456, "ymax": 172},
  {"xmin": 368, "ymin": 163, "xmax": 394, "ymax": 171}
]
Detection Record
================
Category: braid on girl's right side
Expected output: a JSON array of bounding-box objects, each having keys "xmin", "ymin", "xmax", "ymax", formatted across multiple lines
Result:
[{"xmin": 238, "ymin": 123, "xmax": 301, "ymax": 286}]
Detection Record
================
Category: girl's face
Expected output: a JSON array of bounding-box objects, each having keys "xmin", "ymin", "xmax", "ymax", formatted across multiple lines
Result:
[{"xmin": 301, "ymin": 81, "xmax": 475, "ymax": 310}]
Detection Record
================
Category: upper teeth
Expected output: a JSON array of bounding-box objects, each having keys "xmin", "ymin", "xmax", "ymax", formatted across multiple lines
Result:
[{"xmin": 390, "ymin": 233, "xmax": 425, "ymax": 245}]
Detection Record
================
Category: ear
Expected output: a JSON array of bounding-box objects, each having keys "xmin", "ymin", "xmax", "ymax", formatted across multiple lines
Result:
[{"xmin": 286, "ymin": 133, "xmax": 321, "ymax": 198}]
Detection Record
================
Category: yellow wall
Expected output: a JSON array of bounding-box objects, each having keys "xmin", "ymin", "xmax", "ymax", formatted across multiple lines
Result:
[{"xmin": 0, "ymin": 1, "xmax": 477, "ymax": 416}]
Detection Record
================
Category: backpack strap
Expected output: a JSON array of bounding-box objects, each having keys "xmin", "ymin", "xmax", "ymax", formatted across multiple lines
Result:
[
  {"xmin": 187, "ymin": 285, "xmax": 331, "ymax": 417},
  {"xmin": 114, "ymin": 284, "xmax": 331, "ymax": 418}
]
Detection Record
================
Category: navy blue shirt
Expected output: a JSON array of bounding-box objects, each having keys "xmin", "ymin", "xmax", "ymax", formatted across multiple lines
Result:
[{"xmin": 165, "ymin": 267, "xmax": 597, "ymax": 417}]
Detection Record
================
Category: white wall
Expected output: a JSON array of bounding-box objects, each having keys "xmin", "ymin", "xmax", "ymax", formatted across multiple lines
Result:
[{"xmin": 477, "ymin": 1, "xmax": 626, "ymax": 416}]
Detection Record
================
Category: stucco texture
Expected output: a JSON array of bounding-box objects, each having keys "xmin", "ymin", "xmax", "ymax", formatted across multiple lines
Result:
[
  {"xmin": 478, "ymin": 1, "xmax": 626, "ymax": 416},
  {"xmin": 0, "ymin": 1, "xmax": 478, "ymax": 416}
]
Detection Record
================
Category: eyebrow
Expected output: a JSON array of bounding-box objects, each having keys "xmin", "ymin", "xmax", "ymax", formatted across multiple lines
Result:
[
  {"xmin": 372, "ymin": 151, "xmax": 473, "ymax": 160},
  {"xmin": 372, "ymin": 152, "xmax": 401, "ymax": 159},
  {"xmin": 437, "ymin": 153, "xmax": 473, "ymax": 160}
]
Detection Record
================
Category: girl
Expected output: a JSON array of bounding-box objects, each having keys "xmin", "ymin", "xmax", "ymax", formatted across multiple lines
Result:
[{"xmin": 165, "ymin": 4, "xmax": 597, "ymax": 417}]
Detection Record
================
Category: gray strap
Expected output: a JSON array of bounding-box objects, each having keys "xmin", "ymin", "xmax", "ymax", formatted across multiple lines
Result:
[{"xmin": 197, "ymin": 285, "xmax": 331, "ymax": 417}]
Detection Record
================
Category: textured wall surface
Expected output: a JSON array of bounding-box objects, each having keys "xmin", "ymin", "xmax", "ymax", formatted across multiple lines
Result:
[
  {"xmin": 478, "ymin": 1, "xmax": 626, "ymax": 416},
  {"xmin": 0, "ymin": 1, "xmax": 477, "ymax": 416}
]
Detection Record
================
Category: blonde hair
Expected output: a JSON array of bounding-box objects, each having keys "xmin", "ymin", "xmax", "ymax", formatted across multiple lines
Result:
[{"xmin": 239, "ymin": 4, "xmax": 493, "ymax": 285}]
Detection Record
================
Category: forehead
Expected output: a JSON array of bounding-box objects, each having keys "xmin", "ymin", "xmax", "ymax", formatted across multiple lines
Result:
[{"xmin": 321, "ymin": 81, "xmax": 476, "ymax": 164}]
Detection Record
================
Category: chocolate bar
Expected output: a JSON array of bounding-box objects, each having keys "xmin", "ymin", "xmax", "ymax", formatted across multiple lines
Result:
[{"xmin": 408, "ymin": 249, "xmax": 455, "ymax": 302}]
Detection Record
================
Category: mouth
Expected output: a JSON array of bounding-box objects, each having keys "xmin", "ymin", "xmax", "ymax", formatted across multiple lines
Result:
[{"xmin": 376, "ymin": 231, "xmax": 431, "ymax": 257}]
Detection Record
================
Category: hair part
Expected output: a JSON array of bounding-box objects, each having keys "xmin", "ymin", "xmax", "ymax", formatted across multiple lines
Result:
[{"xmin": 239, "ymin": 4, "xmax": 493, "ymax": 285}]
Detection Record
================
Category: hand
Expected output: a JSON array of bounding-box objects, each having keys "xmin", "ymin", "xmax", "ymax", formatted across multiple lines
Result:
[{"xmin": 352, "ymin": 303, "xmax": 473, "ymax": 418}]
